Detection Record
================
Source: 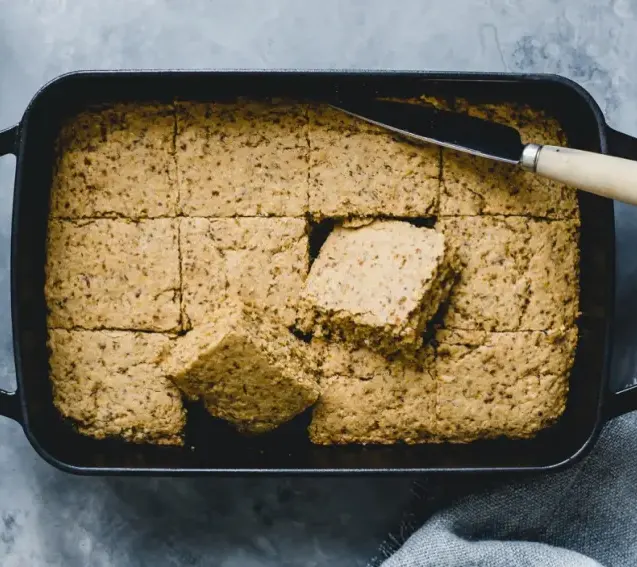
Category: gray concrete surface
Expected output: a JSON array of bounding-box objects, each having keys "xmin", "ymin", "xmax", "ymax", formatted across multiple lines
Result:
[{"xmin": 1, "ymin": 1, "xmax": 637, "ymax": 565}]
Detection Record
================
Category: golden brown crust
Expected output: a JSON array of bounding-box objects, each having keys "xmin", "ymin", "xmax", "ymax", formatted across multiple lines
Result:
[
  {"xmin": 300, "ymin": 220, "xmax": 458, "ymax": 354},
  {"xmin": 45, "ymin": 219, "xmax": 181, "ymax": 331},
  {"xmin": 434, "ymin": 327, "xmax": 577, "ymax": 441},
  {"xmin": 308, "ymin": 340, "xmax": 437, "ymax": 445},
  {"xmin": 50, "ymin": 104, "xmax": 177, "ymax": 218},
  {"xmin": 163, "ymin": 304, "xmax": 320, "ymax": 433},
  {"xmin": 438, "ymin": 216, "xmax": 580, "ymax": 332},
  {"xmin": 180, "ymin": 217, "xmax": 308, "ymax": 328},
  {"xmin": 48, "ymin": 329, "xmax": 185, "ymax": 445},
  {"xmin": 176, "ymin": 101, "xmax": 309, "ymax": 217},
  {"xmin": 308, "ymin": 105, "xmax": 439, "ymax": 219}
]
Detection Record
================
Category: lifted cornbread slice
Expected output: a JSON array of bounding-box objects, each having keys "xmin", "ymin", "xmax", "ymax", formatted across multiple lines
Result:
[
  {"xmin": 434, "ymin": 328, "xmax": 577, "ymax": 441},
  {"xmin": 300, "ymin": 220, "xmax": 457, "ymax": 354},
  {"xmin": 438, "ymin": 216, "xmax": 579, "ymax": 331},
  {"xmin": 308, "ymin": 105, "xmax": 439, "ymax": 218},
  {"xmin": 48, "ymin": 329, "xmax": 185, "ymax": 445},
  {"xmin": 163, "ymin": 305, "xmax": 319, "ymax": 434},
  {"xmin": 50, "ymin": 104, "xmax": 177, "ymax": 218},
  {"xmin": 308, "ymin": 340, "xmax": 437, "ymax": 445},
  {"xmin": 180, "ymin": 217, "xmax": 308, "ymax": 328},
  {"xmin": 176, "ymin": 101, "xmax": 309, "ymax": 217},
  {"xmin": 441, "ymin": 101, "xmax": 578, "ymax": 218},
  {"xmin": 45, "ymin": 219, "xmax": 181, "ymax": 331}
]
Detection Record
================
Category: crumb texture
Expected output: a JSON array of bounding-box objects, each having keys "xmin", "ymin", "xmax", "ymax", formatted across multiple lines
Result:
[
  {"xmin": 50, "ymin": 104, "xmax": 177, "ymax": 218},
  {"xmin": 48, "ymin": 329, "xmax": 185, "ymax": 445},
  {"xmin": 176, "ymin": 101, "xmax": 309, "ymax": 217},
  {"xmin": 438, "ymin": 216, "xmax": 580, "ymax": 332},
  {"xmin": 308, "ymin": 105, "xmax": 439, "ymax": 218},
  {"xmin": 163, "ymin": 305, "xmax": 320, "ymax": 433},
  {"xmin": 45, "ymin": 218, "xmax": 181, "ymax": 331},
  {"xmin": 308, "ymin": 340, "xmax": 437, "ymax": 445},
  {"xmin": 180, "ymin": 217, "xmax": 308, "ymax": 328}
]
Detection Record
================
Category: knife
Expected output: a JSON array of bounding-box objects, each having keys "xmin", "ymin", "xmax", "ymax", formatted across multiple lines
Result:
[{"xmin": 331, "ymin": 99, "xmax": 637, "ymax": 206}]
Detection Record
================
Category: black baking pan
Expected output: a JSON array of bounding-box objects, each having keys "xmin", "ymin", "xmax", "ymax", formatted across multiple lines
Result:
[{"xmin": 0, "ymin": 70, "xmax": 635, "ymax": 475}]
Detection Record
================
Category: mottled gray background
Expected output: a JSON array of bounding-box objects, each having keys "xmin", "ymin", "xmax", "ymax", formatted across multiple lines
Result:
[{"xmin": 1, "ymin": 1, "xmax": 637, "ymax": 566}]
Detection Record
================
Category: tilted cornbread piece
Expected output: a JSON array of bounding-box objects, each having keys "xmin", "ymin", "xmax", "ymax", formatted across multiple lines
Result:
[
  {"xmin": 308, "ymin": 340, "xmax": 437, "ymax": 445},
  {"xmin": 48, "ymin": 329, "xmax": 185, "ymax": 445},
  {"xmin": 438, "ymin": 216, "xmax": 579, "ymax": 332},
  {"xmin": 300, "ymin": 220, "xmax": 458, "ymax": 354},
  {"xmin": 434, "ymin": 327, "xmax": 577, "ymax": 441},
  {"xmin": 45, "ymin": 219, "xmax": 181, "ymax": 331},
  {"xmin": 163, "ymin": 305, "xmax": 320, "ymax": 434},
  {"xmin": 50, "ymin": 104, "xmax": 177, "ymax": 218},
  {"xmin": 176, "ymin": 101, "xmax": 309, "ymax": 216},
  {"xmin": 180, "ymin": 217, "xmax": 308, "ymax": 328},
  {"xmin": 308, "ymin": 105, "xmax": 439, "ymax": 219},
  {"xmin": 440, "ymin": 101, "xmax": 578, "ymax": 218}
]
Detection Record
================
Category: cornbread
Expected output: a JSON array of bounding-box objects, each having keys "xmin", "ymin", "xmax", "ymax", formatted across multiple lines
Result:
[
  {"xmin": 180, "ymin": 217, "xmax": 308, "ymax": 328},
  {"xmin": 300, "ymin": 220, "xmax": 457, "ymax": 354},
  {"xmin": 176, "ymin": 101, "xmax": 309, "ymax": 217},
  {"xmin": 50, "ymin": 104, "xmax": 177, "ymax": 218},
  {"xmin": 308, "ymin": 340, "xmax": 437, "ymax": 445},
  {"xmin": 438, "ymin": 216, "xmax": 580, "ymax": 331},
  {"xmin": 48, "ymin": 329, "xmax": 185, "ymax": 445},
  {"xmin": 308, "ymin": 105, "xmax": 439, "ymax": 219},
  {"xmin": 163, "ymin": 305, "xmax": 320, "ymax": 434},
  {"xmin": 434, "ymin": 328, "xmax": 577, "ymax": 441},
  {"xmin": 45, "ymin": 219, "xmax": 181, "ymax": 331},
  {"xmin": 441, "ymin": 100, "xmax": 578, "ymax": 218}
]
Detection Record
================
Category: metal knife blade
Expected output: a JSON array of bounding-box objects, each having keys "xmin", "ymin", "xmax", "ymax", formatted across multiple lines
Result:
[{"xmin": 330, "ymin": 99, "xmax": 524, "ymax": 165}]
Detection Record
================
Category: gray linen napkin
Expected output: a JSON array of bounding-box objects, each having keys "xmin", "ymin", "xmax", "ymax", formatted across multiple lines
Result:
[{"xmin": 382, "ymin": 412, "xmax": 637, "ymax": 567}]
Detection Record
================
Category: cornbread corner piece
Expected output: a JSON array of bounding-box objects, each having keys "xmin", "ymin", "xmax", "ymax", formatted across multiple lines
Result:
[
  {"xmin": 308, "ymin": 340, "xmax": 437, "ymax": 445},
  {"xmin": 438, "ymin": 216, "xmax": 580, "ymax": 332},
  {"xmin": 434, "ymin": 327, "xmax": 577, "ymax": 442},
  {"xmin": 308, "ymin": 105, "xmax": 439, "ymax": 219},
  {"xmin": 45, "ymin": 219, "xmax": 181, "ymax": 331},
  {"xmin": 176, "ymin": 100, "xmax": 309, "ymax": 217},
  {"xmin": 48, "ymin": 329, "xmax": 185, "ymax": 445},
  {"xmin": 441, "ymin": 150, "xmax": 579, "ymax": 218},
  {"xmin": 50, "ymin": 104, "xmax": 177, "ymax": 218},
  {"xmin": 180, "ymin": 217, "xmax": 309, "ymax": 328},
  {"xmin": 441, "ymin": 100, "xmax": 578, "ymax": 218},
  {"xmin": 300, "ymin": 220, "xmax": 458, "ymax": 354},
  {"xmin": 163, "ymin": 305, "xmax": 320, "ymax": 434}
]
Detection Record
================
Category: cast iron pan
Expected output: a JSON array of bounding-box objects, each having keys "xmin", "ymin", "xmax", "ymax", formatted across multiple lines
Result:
[{"xmin": 0, "ymin": 71, "xmax": 636, "ymax": 475}]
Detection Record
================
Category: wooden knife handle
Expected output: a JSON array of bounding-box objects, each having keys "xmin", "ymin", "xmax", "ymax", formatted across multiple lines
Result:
[{"xmin": 530, "ymin": 145, "xmax": 637, "ymax": 206}]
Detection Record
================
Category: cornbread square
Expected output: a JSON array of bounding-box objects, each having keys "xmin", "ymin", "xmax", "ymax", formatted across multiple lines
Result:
[
  {"xmin": 434, "ymin": 328, "xmax": 577, "ymax": 441},
  {"xmin": 176, "ymin": 101, "xmax": 309, "ymax": 217},
  {"xmin": 300, "ymin": 220, "xmax": 457, "ymax": 354},
  {"xmin": 48, "ymin": 329, "xmax": 185, "ymax": 445},
  {"xmin": 308, "ymin": 106, "xmax": 439, "ymax": 218},
  {"xmin": 441, "ymin": 150, "xmax": 580, "ymax": 218},
  {"xmin": 163, "ymin": 305, "xmax": 319, "ymax": 433},
  {"xmin": 45, "ymin": 219, "xmax": 181, "ymax": 331},
  {"xmin": 50, "ymin": 104, "xmax": 177, "ymax": 218},
  {"xmin": 180, "ymin": 217, "xmax": 308, "ymax": 328},
  {"xmin": 441, "ymin": 101, "xmax": 578, "ymax": 218},
  {"xmin": 438, "ymin": 216, "xmax": 579, "ymax": 331},
  {"xmin": 308, "ymin": 340, "xmax": 437, "ymax": 445}
]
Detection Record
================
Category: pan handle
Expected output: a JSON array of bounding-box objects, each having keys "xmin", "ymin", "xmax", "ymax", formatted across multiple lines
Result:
[
  {"xmin": 604, "ymin": 126, "xmax": 637, "ymax": 419},
  {"xmin": 0, "ymin": 124, "xmax": 21, "ymax": 424}
]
